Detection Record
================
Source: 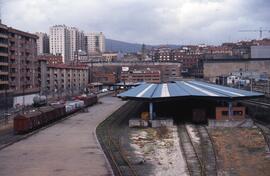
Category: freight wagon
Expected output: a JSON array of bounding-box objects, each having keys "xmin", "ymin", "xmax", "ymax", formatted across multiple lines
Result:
[{"xmin": 14, "ymin": 95, "xmax": 98, "ymax": 134}]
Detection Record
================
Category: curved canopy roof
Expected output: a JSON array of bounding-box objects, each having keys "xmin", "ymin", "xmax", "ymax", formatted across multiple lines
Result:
[{"xmin": 118, "ymin": 80, "xmax": 264, "ymax": 101}]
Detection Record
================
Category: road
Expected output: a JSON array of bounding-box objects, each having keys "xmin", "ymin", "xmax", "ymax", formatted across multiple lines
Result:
[{"xmin": 0, "ymin": 96, "xmax": 126, "ymax": 176}]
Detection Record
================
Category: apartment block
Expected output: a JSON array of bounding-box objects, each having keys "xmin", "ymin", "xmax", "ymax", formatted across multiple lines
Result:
[
  {"xmin": 78, "ymin": 30, "xmax": 86, "ymax": 53},
  {"xmin": 0, "ymin": 23, "xmax": 13, "ymax": 109},
  {"xmin": 8, "ymin": 27, "xmax": 39, "ymax": 95},
  {"xmin": 49, "ymin": 25, "xmax": 70, "ymax": 63},
  {"xmin": 37, "ymin": 54, "xmax": 63, "ymax": 65},
  {"xmin": 0, "ymin": 23, "xmax": 9, "ymax": 91},
  {"xmin": 102, "ymin": 52, "xmax": 118, "ymax": 62},
  {"xmin": 91, "ymin": 62, "xmax": 181, "ymax": 83},
  {"xmin": 85, "ymin": 32, "xmax": 105, "ymax": 54},
  {"xmin": 39, "ymin": 61, "xmax": 89, "ymax": 95},
  {"xmin": 68, "ymin": 27, "xmax": 86, "ymax": 61},
  {"xmin": 92, "ymin": 72, "xmax": 116, "ymax": 84},
  {"xmin": 121, "ymin": 69, "xmax": 161, "ymax": 83},
  {"xmin": 35, "ymin": 32, "xmax": 49, "ymax": 55}
]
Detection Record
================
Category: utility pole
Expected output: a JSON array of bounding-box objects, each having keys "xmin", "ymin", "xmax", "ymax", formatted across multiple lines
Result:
[
  {"xmin": 238, "ymin": 76, "xmax": 241, "ymax": 89},
  {"xmin": 250, "ymin": 78, "xmax": 253, "ymax": 92},
  {"xmin": 267, "ymin": 77, "xmax": 270, "ymax": 95}
]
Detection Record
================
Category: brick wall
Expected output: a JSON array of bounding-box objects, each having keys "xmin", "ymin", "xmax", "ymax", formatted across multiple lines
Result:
[{"xmin": 216, "ymin": 106, "xmax": 246, "ymax": 120}]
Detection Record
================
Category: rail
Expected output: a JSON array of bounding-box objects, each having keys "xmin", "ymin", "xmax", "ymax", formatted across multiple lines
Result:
[
  {"xmin": 244, "ymin": 100, "xmax": 270, "ymax": 108},
  {"xmin": 196, "ymin": 126, "xmax": 218, "ymax": 176},
  {"xmin": 96, "ymin": 101, "xmax": 141, "ymax": 176},
  {"xmin": 253, "ymin": 120, "xmax": 270, "ymax": 152},
  {"xmin": 178, "ymin": 124, "xmax": 206, "ymax": 176}
]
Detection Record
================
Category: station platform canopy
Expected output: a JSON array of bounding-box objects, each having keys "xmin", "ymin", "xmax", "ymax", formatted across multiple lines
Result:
[{"xmin": 118, "ymin": 80, "xmax": 264, "ymax": 102}]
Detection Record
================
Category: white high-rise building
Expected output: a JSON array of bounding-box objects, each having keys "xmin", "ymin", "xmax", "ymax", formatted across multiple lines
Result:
[
  {"xmin": 36, "ymin": 32, "xmax": 50, "ymax": 55},
  {"xmin": 98, "ymin": 32, "xmax": 106, "ymax": 53},
  {"xmin": 85, "ymin": 32, "xmax": 106, "ymax": 54},
  {"xmin": 78, "ymin": 31, "xmax": 86, "ymax": 52},
  {"xmin": 68, "ymin": 27, "xmax": 79, "ymax": 61},
  {"xmin": 49, "ymin": 25, "xmax": 70, "ymax": 63},
  {"xmin": 68, "ymin": 27, "xmax": 86, "ymax": 61}
]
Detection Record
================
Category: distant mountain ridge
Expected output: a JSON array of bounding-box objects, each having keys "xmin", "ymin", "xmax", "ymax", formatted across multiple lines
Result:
[{"xmin": 105, "ymin": 39, "xmax": 179, "ymax": 53}]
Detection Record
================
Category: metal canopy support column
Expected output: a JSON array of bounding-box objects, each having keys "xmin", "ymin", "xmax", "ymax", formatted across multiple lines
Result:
[
  {"xmin": 228, "ymin": 101, "xmax": 233, "ymax": 120},
  {"xmin": 149, "ymin": 102, "xmax": 153, "ymax": 120}
]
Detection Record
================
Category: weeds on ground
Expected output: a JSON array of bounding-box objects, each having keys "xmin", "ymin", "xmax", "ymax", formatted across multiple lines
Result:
[{"xmin": 156, "ymin": 126, "xmax": 169, "ymax": 139}]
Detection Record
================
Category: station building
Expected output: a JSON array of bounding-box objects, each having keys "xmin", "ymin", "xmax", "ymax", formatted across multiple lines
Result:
[{"xmin": 118, "ymin": 81, "xmax": 263, "ymax": 126}]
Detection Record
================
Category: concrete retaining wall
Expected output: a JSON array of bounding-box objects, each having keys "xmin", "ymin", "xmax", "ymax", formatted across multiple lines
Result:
[
  {"xmin": 151, "ymin": 119, "xmax": 174, "ymax": 128},
  {"xmin": 204, "ymin": 59, "xmax": 270, "ymax": 81},
  {"xmin": 208, "ymin": 119, "xmax": 254, "ymax": 128},
  {"xmin": 129, "ymin": 119, "xmax": 148, "ymax": 127}
]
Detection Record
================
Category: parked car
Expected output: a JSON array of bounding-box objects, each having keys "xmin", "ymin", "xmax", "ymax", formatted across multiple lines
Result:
[{"xmin": 101, "ymin": 88, "xmax": 108, "ymax": 93}]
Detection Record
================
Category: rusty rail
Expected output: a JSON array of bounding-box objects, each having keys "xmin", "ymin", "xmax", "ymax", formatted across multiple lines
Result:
[
  {"xmin": 96, "ymin": 101, "xmax": 141, "ymax": 176},
  {"xmin": 178, "ymin": 124, "xmax": 206, "ymax": 176}
]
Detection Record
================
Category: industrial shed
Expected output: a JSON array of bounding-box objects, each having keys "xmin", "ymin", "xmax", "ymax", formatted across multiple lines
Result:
[{"xmin": 118, "ymin": 80, "xmax": 264, "ymax": 122}]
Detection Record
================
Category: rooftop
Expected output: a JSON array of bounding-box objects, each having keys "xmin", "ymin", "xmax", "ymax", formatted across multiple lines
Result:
[{"xmin": 118, "ymin": 80, "xmax": 264, "ymax": 101}]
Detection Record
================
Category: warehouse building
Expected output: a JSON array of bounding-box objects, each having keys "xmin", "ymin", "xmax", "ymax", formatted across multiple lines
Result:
[
  {"xmin": 203, "ymin": 58, "xmax": 270, "ymax": 82},
  {"xmin": 251, "ymin": 46, "xmax": 270, "ymax": 59}
]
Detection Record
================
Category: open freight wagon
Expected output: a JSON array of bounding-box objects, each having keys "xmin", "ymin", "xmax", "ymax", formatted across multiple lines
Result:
[{"xmin": 14, "ymin": 95, "xmax": 98, "ymax": 134}]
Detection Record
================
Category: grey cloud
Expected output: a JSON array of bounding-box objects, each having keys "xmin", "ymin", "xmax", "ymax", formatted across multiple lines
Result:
[{"xmin": 1, "ymin": 0, "xmax": 270, "ymax": 45}]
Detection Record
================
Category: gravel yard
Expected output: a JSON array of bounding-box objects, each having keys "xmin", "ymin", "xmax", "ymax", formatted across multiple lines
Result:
[
  {"xmin": 210, "ymin": 127, "xmax": 270, "ymax": 176},
  {"xmin": 128, "ymin": 126, "xmax": 188, "ymax": 176}
]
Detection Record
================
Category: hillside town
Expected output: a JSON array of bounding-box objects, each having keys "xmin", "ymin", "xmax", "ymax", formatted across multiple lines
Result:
[{"xmin": 1, "ymin": 22, "xmax": 270, "ymax": 110}]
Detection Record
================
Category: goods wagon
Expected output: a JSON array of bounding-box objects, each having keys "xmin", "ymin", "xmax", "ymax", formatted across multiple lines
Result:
[
  {"xmin": 76, "ymin": 95, "xmax": 98, "ymax": 107},
  {"xmin": 14, "ymin": 95, "xmax": 98, "ymax": 134}
]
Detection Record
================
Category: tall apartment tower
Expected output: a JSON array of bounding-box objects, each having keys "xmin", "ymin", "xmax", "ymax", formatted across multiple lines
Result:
[
  {"xmin": 99, "ymin": 32, "xmax": 106, "ymax": 53},
  {"xmin": 68, "ymin": 27, "xmax": 79, "ymax": 61},
  {"xmin": 0, "ymin": 23, "xmax": 9, "ymax": 91},
  {"xmin": 8, "ymin": 27, "xmax": 39, "ymax": 94},
  {"xmin": 49, "ymin": 25, "xmax": 70, "ymax": 63},
  {"xmin": 0, "ymin": 23, "xmax": 13, "ymax": 109},
  {"xmin": 85, "ymin": 32, "xmax": 106, "ymax": 54},
  {"xmin": 35, "ymin": 32, "xmax": 49, "ymax": 55},
  {"xmin": 78, "ymin": 31, "xmax": 86, "ymax": 52},
  {"xmin": 68, "ymin": 27, "xmax": 86, "ymax": 61}
]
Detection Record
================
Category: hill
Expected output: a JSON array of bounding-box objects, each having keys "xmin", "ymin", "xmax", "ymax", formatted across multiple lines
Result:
[{"xmin": 105, "ymin": 39, "xmax": 179, "ymax": 53}]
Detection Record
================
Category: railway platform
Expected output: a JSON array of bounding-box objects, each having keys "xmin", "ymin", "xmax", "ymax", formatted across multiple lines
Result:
[{"xmin": 0, "ymin": 96, "xmax": 126, "ymax": 176}]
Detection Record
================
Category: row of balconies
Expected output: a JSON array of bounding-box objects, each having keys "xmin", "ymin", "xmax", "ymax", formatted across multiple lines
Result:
[
  {"xmin": 0, "ymin": 71, "xmax": 8, "ymax": 75},
  {"xmin": 0, "ymin": 43, "xmax": 8, "ymax": 48},
  {"xmin": 0, "ymin": 80, "xmax": 9, "ymax": 85},
  {"xmin": 47, "ymin": 78, "xmax": 86, "ymax": 83},
  {"xmin": 0, "ymin": 62, "xmax": 8, "ymax": 66},
  {"xmin": 0, "ymin": 34, "xmax": 8, "ymax": 39},
  {"xmin": 0, "ymin": 52, "xmax": 8, "ymax": 57}
]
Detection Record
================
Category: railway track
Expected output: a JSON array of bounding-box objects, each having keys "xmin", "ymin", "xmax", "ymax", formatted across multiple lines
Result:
[
  {"xmin": 244, "ymin": 100, "xmax": 270, "ymax": 108},
  {"xmin": 194, "ymin": 126, "xmax": 218, "ymax": 176},
  {"xmin": 178, "ymin": 124, "xmax": 219, "ymax": 176},
  {"xmin": 254, "ymin": 121, "xmax": 270, "ymax": 152},
  {"xmin": 178, "ymin": 124, "xmax": 205, "ymax": 176},
  {"xmin": 96, "ymin": 101, "xmax": 142, "ymax": 176}
]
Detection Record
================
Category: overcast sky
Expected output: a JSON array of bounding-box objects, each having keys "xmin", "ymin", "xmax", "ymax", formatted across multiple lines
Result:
[{"xmin": 1, "ymin": 0, "xmax": 270, "ymax": 45}]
